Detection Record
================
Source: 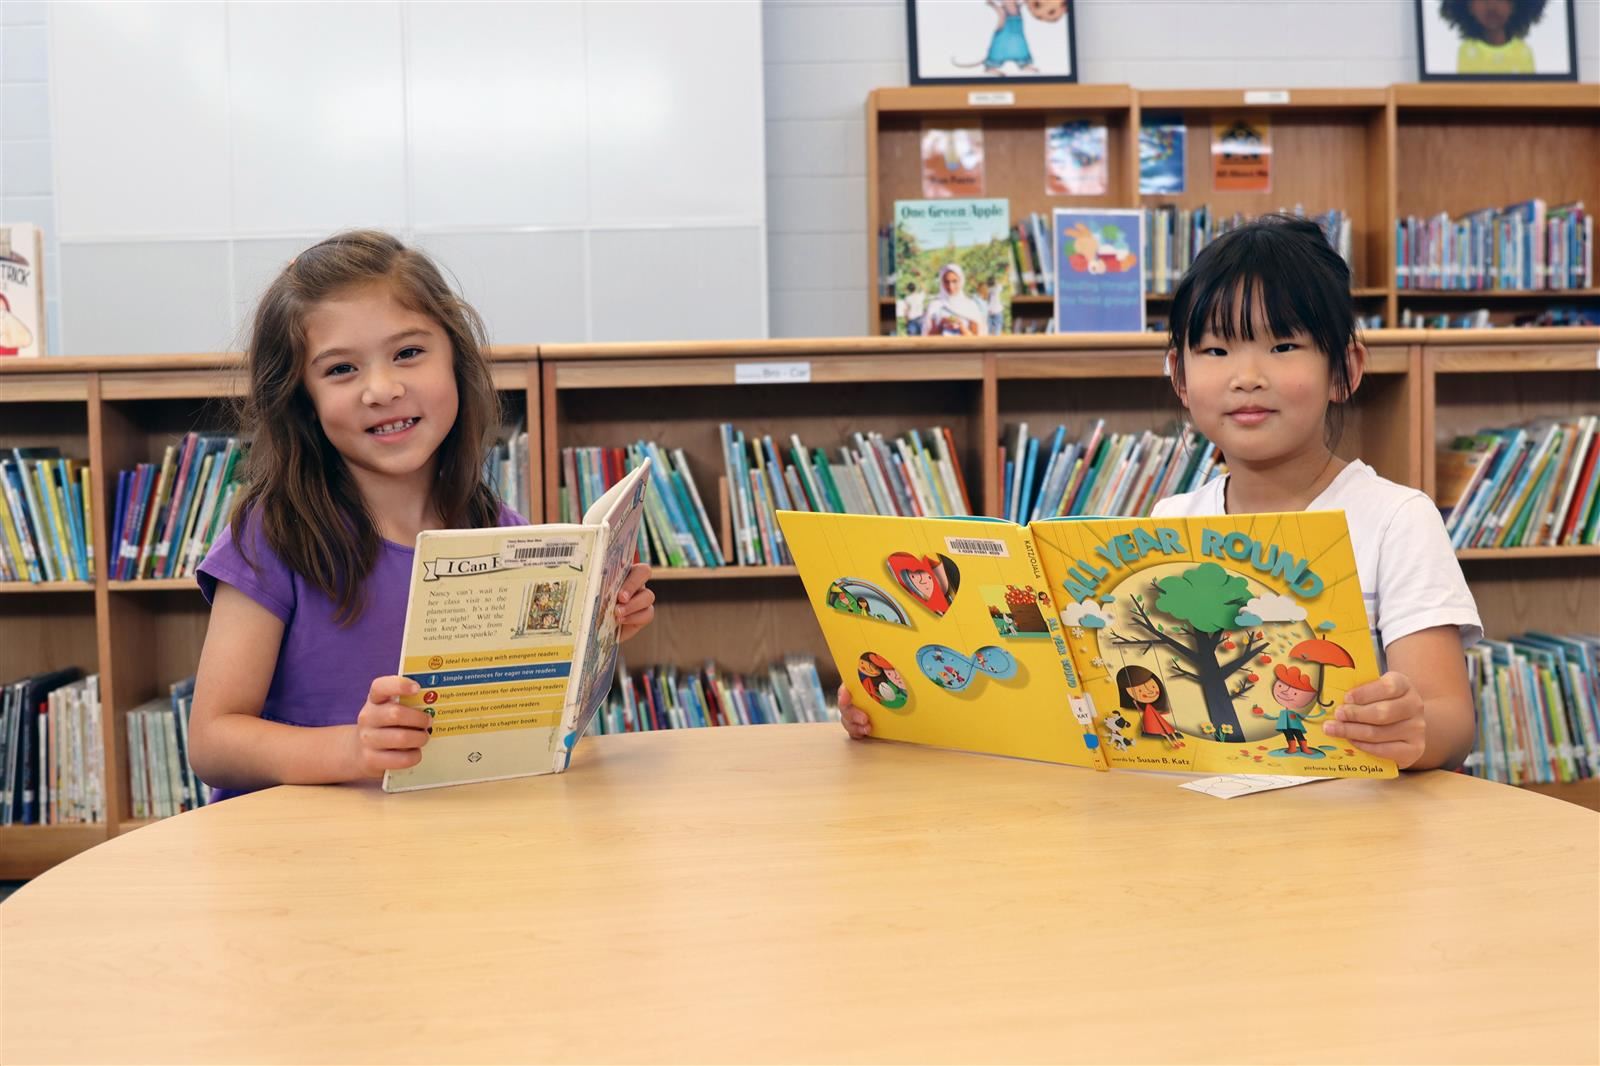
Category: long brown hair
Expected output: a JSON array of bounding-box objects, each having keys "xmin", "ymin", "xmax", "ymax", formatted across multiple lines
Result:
[{"xmin": 230, "ymin": 229, "xmax": 501, "ymax": 622}]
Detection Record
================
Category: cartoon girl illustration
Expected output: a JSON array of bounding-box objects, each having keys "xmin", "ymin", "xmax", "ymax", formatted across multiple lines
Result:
[
  {"xmin": 1117, "ymin": 664, "xmax": 1185, "ymax": 749},
  {"xmin": 887, "ymin": 551, "xmax": 960, "ymax": 616},
  {"xmin": 1263, "ymin": 665, "xmax": 1328, "ymax": 756},
  {"xmin": 1439, "ymin": 0, "xmax": 1545, "ymax": 75},
  {"xmin": 920, "ymin": 263, "xmax": 988, "ymax": 337},
  {"xmin": 857, "ymin": 652, "xmax": 909, "ymax": 710}
]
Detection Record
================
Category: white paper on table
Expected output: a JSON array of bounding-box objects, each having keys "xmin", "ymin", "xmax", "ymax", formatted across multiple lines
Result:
[{"xmin": 1180, "ymin": 775, "xmax": 1332, "ymax": 799}]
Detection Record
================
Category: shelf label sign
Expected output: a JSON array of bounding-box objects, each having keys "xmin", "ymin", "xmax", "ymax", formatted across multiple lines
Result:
[
  {"xmin": 735, "ymin": 361, "xmax": 811, "ymax": 385},
  {"xmin": 967, "ymin": 91, "xmax": 1015, "ymax": 107},
  {"xmin": 1243, "ymin": 90, "xmax": 1290, "ymax": 104}
]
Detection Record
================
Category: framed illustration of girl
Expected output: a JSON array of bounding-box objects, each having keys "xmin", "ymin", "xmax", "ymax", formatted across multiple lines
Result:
[{"xmin": 1415, "ymin": 0, "xmax": 1578, "ymax": 80}]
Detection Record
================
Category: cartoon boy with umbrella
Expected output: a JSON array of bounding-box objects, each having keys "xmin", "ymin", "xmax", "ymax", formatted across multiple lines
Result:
[{"xmin": 1256, "ymin": 637, "xmax": 1356, "ymax": 757}]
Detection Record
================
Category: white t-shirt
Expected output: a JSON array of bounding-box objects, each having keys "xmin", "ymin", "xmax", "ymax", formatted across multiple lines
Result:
[{"xmin": 1152, "ymin": 461, "xmax": 1482, "ymax": 663}]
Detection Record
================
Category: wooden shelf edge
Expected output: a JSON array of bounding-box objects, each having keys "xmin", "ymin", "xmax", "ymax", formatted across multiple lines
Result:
[
  {"xmin": 1399, "ymin": 288, "xmax": 1600, "ymax": 300},
  {"xmin": 0, "ymin": 823, "xmax": 107, "ymax": 880},
  {"xmin": 0, "ymin": 580, "xmax": 95, "ymax": 594},
  {"xmin": 1392, "ymin": 82, "xmax": 1600, "ymax": 110},
  {"xmin": 649, "ymin": 566, "xmax": 800, "ymax": 581},
  {"xmin": 1518, "ymin": 780, "xmax": 1600, "ymax": 812},
  {"xmin": 1457, "ymin": 546, "xmax": 1600, "ymax": 561},
  {"xmin": 107, "ymin": 579, "xmax": 202, "ymax": 592}
]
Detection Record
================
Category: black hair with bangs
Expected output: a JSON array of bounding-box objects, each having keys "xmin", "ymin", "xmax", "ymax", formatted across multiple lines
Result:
[{"xmin": 1168, "ymin": 214, "xmax": 1359, "ymax": 448}]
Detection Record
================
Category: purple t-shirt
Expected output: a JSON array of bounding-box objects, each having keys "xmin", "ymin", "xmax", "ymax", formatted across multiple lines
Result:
[{"xmin": 197, "ymin": 503, "xmax": 526, "ymax": 801}]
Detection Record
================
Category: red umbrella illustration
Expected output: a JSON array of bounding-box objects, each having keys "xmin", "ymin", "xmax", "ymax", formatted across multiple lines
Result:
[{"xmin": 1289, "ymin": 638, "xmax": 1355, "ymax": 708}]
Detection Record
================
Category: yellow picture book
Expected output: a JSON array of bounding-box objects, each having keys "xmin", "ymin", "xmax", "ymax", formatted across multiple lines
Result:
[
  {"xmin": 779, "ymin": 509, "xmax": 1395, "ymax": 779},
  {"xmin": 382, "ymin": 460, "xmax": 651, "ymax": 792}
]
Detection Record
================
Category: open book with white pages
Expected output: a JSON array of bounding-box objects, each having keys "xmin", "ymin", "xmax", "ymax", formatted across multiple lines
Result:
[{"xmin": 381, "ymin": 459, "xmax": 650, "ymax": 792}]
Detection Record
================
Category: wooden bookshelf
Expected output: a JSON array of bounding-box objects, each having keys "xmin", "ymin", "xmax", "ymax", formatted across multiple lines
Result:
[{"xmin": 867, "ymin": 83, "xmax": 1599, "ymax": 333}]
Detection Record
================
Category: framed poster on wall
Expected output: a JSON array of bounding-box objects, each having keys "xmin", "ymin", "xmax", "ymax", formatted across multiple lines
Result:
[{"xmin": 907, "ymin": 0, "xmax": 1077, "ymax": 85}]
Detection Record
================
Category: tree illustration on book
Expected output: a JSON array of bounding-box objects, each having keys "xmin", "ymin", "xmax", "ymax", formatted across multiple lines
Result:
[{"xmin": 1108, "ymin": 563, "xmax": 1274, "ymax": 742}]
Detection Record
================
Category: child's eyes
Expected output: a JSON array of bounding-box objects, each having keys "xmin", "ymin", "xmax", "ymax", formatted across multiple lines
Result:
[
  {"xmin": 1271, "ymin": 342, "xmax": 1300, "ymax": 353},
  {"xmin": 395, "ymin": 346, "xmax": 424, "ymax": 362},
  {"xmin": 1199, "ymin": 347, "xmax": 1228, "ymax": 357},
  {"xmin": 325, "ymin": 362, "xmax": 357, "ymax": 377}
]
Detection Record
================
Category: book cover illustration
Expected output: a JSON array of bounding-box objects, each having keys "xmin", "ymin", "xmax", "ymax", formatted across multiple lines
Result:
[
  {"xmin": 781, "ymin": 508, "xmax": 1395, "ymax": 779},
  {"xmin": 1212, "ymin": 115, "xmax": 1271, "ymax": 193},
  {"xmin": 894, "ymin": 198, "xmax": 1013, "ymax": 336},
  {"xmin": 920, "ymin": 125, "xmax": 985, "ymax": 198},
  {"xmin": 1139, "ymin": 114, "xmax": 1186, "ymax": 195},
  {"xmin": 0, "ymin": 224, "xmax": 45, "ymax": 357},
  {"xmin": 1053, "ymin": 208, "xmax": 1145, "ymax": 332},
  {"xmin": 780, "ymin": 511, "xmax": 1106, "ymax": 771},
  {"xmin": 1045, "ymin": 118, "xmax": 1107, "ymax": 196},
  {"xmin": 1032, "ymin": 512, "xmax": 1393, "ymax": 777},
  {"xmin": 382, "ymin": 462, "xmax": 649, "ymax": 792}
]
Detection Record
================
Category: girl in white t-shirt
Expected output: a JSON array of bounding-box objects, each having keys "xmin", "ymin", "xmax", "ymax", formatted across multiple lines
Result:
[{"xmin": 840, "ymin": 215, "xmax": 1479, "ymax": 771}]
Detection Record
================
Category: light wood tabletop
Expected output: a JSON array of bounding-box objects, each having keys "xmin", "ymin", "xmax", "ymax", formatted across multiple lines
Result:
[{"xmin": 2, "ymin": 723, "xmax": 1596, "ymax": 1065}]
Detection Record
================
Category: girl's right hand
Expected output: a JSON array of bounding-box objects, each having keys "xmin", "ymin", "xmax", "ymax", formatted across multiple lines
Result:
[
  {"xmin": 351, "ymin": 676, "xmax": 433, "ymax": 778},
  {"xmin": 838, "ymin": 684, "xmax": 873, "ymax": 740}
]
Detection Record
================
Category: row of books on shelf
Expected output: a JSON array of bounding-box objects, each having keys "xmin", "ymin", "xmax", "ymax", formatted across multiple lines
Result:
[
  {"xmin": 1002, "ymin": 422, "xmax": 1223, "ymax": 523},
  {"xmin": 1, "ymin": 669, "xmax": 101, "ymax": 825},
  {"xmin": 0, "ymin": 449, "xmax": 93, "ymax": 584},
  {"xmin": 879, "ymin": 204, "xmax": 1355, "ymax": 302},
  {"xmin": 1146, "ymin": 205, "xmax": 1352, "ymax": 296},
  {"xmin": 557, "ymin": 427, "xmax": 974, "ymax": 570},
  {"xmin": 127, "ymin": 677, "xmax": 208, "ymax": 820},
  {"xmin": 1438, "ymin": 416, "xmax": 1600, "ymax": 549},
  {"xmin": 1397, "ymin": 306, "xmax": 1599, "ymax": 329},
  {"xmin": 1464, "ymin": 633, "xmax": 1599, "ymax": 787},
  {"xmin": 111, "ymin": 433, "xmax": 246, "ymax": 582},
  {"xmin": 560, "ymin": 442, "xmax": 724, "ymax": 569},
  {"xmin": 486, "ymin": 428, "xmax": 532, "ymax": 524},
  {"xmin": 595, "ymin": 657, "xmax": 834, "ymax": 735},
  {"xmin": 721, "ymin": 424, "xmax": 973, "ymax": 566},
  {"xmin": 1397, "ymin": 200, "xmax": 1591, "ymax": 292}
]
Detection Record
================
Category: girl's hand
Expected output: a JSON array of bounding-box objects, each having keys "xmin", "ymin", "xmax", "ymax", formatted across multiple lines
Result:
[
  {"xmin": 839, "ymin": 684, "xmax": 873, "ymax": 740},
  {"xmin": 615, "ymin": 564, "xmax": 655, "ymax": 642},
  {"xmin": 350, "ymin": 676, "xmax": 433, "ymax": 778},
  {"xmin": 1323, "ymin": 671, "xmax": 1426, "ymax": 769}
]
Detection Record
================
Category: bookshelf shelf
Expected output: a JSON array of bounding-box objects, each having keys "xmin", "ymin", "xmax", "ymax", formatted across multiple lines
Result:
[
  {"xmin": 649, "ymin": 566, "xmax": 801, "ymax": 582},
  {"xmin": 1520, "ymin": 780, "xmax": 1600, "ymax": 812},
  {"xmin": 107, "ymin": 579, "xmax": 201, "ymax": 592},
  {"xmin": 1456, "ymin": 546, "xmax": 1600, "ymax": 561},
  {"xmin": 0, "ymin": 823, "xmax": 107, "ymax": 880},
  {"xmin": 1399, "ymin": 289, "xmax": 1600, "ymax": 300},
  {"xmin": 0, "ymin": 581, "xmax": 94, "ymax": 595}
]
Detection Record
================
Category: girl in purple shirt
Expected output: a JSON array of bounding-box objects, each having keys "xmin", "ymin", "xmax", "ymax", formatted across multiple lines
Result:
[{"xmin": 189, "ymin": 231, "xmax": 655, "ymax": 799}]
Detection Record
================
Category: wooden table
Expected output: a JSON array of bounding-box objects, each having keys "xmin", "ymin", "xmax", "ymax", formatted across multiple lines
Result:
[{"xmin": 3, "ymin": 724, "xmax": 1597, "ymax": 1064}]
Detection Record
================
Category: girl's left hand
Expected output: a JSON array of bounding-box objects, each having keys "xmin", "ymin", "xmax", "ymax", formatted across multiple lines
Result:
[
  {"xmin": 1323, "ymin": 671, "xmax": 1426, "ymax": 769},
  {"xmin": 615, "ymin": 563, "xmax": 655, "ymax": 642}
]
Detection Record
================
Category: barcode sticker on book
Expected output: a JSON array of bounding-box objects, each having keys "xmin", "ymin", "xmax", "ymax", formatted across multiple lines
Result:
[
  {"xmin": 945, "ymin": 536, "xmax": 1008, "ymax": 558},
  {"xmin": 502, "ymin": 540, "xmax": 582, "ymax": 567}
]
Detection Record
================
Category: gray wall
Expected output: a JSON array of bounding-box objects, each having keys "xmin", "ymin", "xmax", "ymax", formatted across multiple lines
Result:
[{"xmin": 762, "ymin": 0, "xmax": 1600, "ymax": 338}]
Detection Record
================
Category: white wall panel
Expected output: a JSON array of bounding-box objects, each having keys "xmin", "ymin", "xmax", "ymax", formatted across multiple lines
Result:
[
  {"xmin": 407, "ymin": 1, "xmax": 590, "ymax": 229},
  {"xmin": 587, "ymin": 0, "xmax": 765, "ymax": 224},
  {"xmin": 416, "ymin": 230, "xmax": 590, "ymax": 345},
  {"xmin": 590, "ymin": 226, "xmax": 765, "ymax": 341},
  {"xmin": 60, "ymin": 241, "xmax": 232, "ymax": 354},
  {"xmin": 228, "ymin": 1, "xmax": 406, "ymax": 234},
  {"xmin": 50, "ymin": 1, "xmax": 229, "ymax": 238}
]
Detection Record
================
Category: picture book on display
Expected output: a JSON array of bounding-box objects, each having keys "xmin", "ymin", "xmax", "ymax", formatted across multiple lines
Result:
[
  {"xmin": 0, "ymin": 223, "xmax": 45, "ymax": 357},
  {"xmin": 893, "ymin": 198, "xmax": 1012, "ymax": 337},
  {"xmin": 382, "ymin": 461, "xmax": 650, "ymax": 792},
  {"xmin": 779, "ymin": 509, "xmax": 1396, "ymax": 779}
]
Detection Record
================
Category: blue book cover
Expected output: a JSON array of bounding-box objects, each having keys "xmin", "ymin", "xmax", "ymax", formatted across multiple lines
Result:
[
  {"xmin": 1053, "ymin": 209, "xmax": 1146, "ymax": 333},
  {"xmin": 1139, "ymin": 114, "xmax": 1186, "ymax": 195}
]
